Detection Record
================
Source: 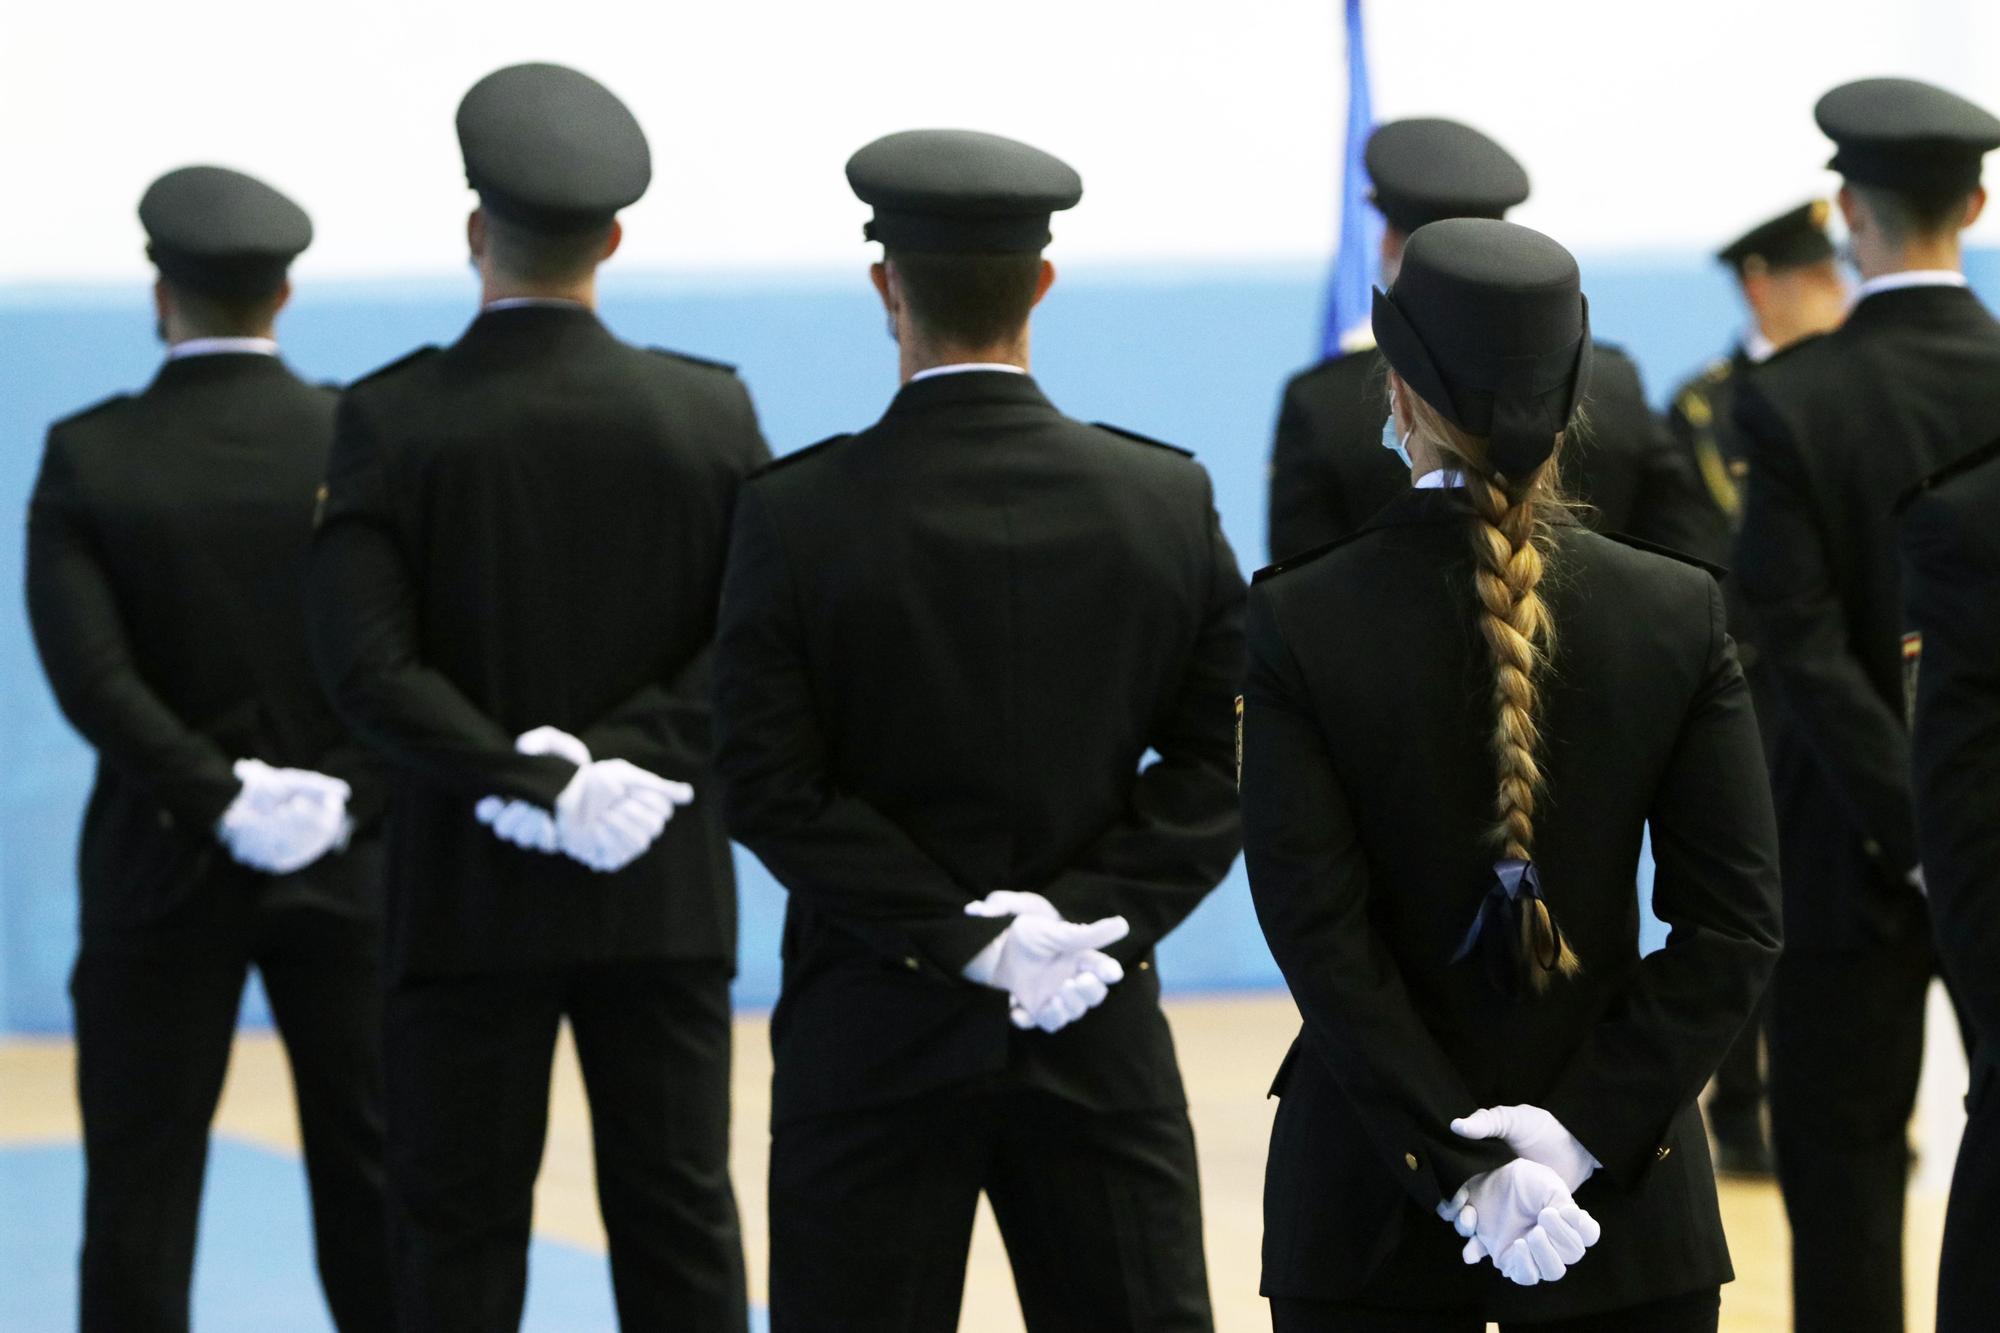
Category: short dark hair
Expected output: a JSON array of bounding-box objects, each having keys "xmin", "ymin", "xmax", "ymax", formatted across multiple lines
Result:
[
  {"xmin": 484, "ymin": 211, "xmax": 615, "ymax": 285},
  {"xmin": 164, "ymin": 279, "xmax": 287, "ymax": 338},
  {"xmin": 1852, "ymin": 182, "xmax": 1975, "ymax": 245},
  {"xmin": 887, "ymin": 249, "xmax": 1043, "ymax": 347}
]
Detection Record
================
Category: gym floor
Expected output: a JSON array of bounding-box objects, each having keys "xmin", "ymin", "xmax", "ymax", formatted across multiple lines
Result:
[{"xmin": 0, "ymin": 986, "xmax": 1964, "ymax": 1331}]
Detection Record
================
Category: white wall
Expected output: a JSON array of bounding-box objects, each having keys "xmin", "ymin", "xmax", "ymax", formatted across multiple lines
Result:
[{"xmin": 3, "ymin": 0, "xmax": 1998, "ymax": 285}]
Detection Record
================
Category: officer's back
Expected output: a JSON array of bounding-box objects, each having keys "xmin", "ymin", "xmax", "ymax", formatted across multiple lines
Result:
[
  {"xmin": 743, "ymin": 375, "xmax": 1219, "ymax": 890},
  {"xmin": 334, "ymin": 307, "xmax": 757, "ymax": 734}
]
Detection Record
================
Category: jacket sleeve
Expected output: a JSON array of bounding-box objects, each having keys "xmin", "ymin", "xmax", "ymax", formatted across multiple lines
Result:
[
  {"xmin": 1904, "ymin": 492, "xmax": 2000, "ymax": 1039},
  {"xmin": 306, "ymin": 393, "xmax": 574, "ymax": 806},
  {"xmin": 714, "ymin": 485, "xmax": 1005, "ymax": 974},
  {"xmin": 1542, "ymin": 575, "xmax": 1783, "ymax": 1183},
  {"xmin": 1240, "ymin": 585, "xmax": 1514, "ymax": 1208},
  {"xmin": 1268, "ymin": 380, "xmax": 1346, "ymax": 562},
  {"xmin": 1733, "ymin": 383, "xmax": 1919, "ymax": 876},
  {"xmin": 24, "ymin": 437, "xmax": 242, "ymax": 829},
  {"xmin": 1039, "ymin": 492, "xmax": 1247, "ymax": 961}
]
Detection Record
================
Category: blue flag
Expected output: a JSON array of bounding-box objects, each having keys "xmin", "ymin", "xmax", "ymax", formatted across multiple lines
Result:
[{"xmin": 1318, "ymin": 0, "xmax": 1382, "ymax": 358}]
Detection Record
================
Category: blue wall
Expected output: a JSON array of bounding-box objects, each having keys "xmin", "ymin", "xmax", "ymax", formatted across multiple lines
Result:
[{"xmin": 5, "ymin": 253, "xmax": 1993, "ymax": 1034}]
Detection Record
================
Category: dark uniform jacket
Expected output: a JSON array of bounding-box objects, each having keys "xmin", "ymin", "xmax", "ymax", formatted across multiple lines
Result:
[
  {"xmin": 308, "ymin": 305, "xmax": 768, "ymax": 980},
  {"xmin": 1734, "ymin": 283, "xmax": 2000, "ymax": 949},
  {"xmin": 1665, "ymin": 347, "xmax": 1782, "ymax": 754},
  {"xmin": 27, "ymin": 352, "xmax": 382, "ymax": 935},
  {"xmin": 715, "ymin": 370, "xmax": 1246, "ymax": 1127},
  {"xmin": 1902, "ymin": 438, "xmax": 2000, "ymax": 1081},
  {"xmin": 1268, "ymin": 343, "xmax": 1708, "ymax": 562},
  {"xmin": 1241, "ymin": 489, "xmax": 1781, "ymax": 1320}
]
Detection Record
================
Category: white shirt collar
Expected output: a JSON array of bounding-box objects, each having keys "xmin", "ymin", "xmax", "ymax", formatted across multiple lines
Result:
[
  {"xmin": 1855, "ymin": 269, "xmax": 1969, "ymax": 301},
  {"xmin": 1413, "ymin": 469, "xmax": 1466, "ymax": 490},
  {"xmin": 167, "ymin": 336, "xmax": 279, "ymax": 361},
  {"xmin": 909, "ymin": 362, "xmax": 1028, "ymax": 383},
  {"xmin": 1742, "ymin": 328, "xmax": 1779, "ymax": 364},
  {"xmin": 482, "ymin": 296, "xmax": 589, "ymax": 313}
]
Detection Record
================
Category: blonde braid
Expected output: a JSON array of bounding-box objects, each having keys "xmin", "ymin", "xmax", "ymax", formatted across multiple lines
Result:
[{"xmin": 1402, "ymin": 384, "xmax": 1581, "ymax": 990}]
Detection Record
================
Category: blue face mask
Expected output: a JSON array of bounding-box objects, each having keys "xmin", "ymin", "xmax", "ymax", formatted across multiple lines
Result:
[{"xmin": 1381, "ymin": 412, "xmax": 1413, "ymax": 471}]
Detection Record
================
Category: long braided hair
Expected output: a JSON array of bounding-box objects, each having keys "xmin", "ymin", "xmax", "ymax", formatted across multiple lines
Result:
[{"xmin": 1394, "ymin": 374, "xmax": 1582, "ymax": 991}]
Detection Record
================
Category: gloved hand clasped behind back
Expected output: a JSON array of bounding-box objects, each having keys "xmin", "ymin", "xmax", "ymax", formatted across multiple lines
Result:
[
  {"xmin": 216, "ymin": 758, "xmax": 353, "ymax": 875},
  {"xmin": 475, "ymin": 728, "xmax": 692, "ymax": 874},
  {"xmin": 961, "ymin": 890, "xmax": 1129, "ymax": 1033},
  {"xmin": 1438, "ymin": 1157, "xmax": 1602, "ymax": 1286}
]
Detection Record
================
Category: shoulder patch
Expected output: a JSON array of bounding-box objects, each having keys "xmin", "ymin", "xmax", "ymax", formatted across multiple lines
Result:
[
  {"xmin": 1092, "ymin": 421, "xmax": 1194, "ymax": 458},
  {"xmin": 650, "ymin": 346, "xmax": 739, "ymax": 376},
  {"xmin": 752, "ymin": 433, "xmax": 851, "ymax": 479},
  {"xmin": 49, "ymin": 391, "xmax": 132, "ymax": 433},
  {"xmin": 1598, "ymin": 530, "xmax": 1728, "ymax": 579},
  {"xmin": 346, "ymin": 345, "xmax": 438, "ymax": 390},
  {"xmin": 1896, "ymin": 432, "xmax": 2000, "ymax": 513}
]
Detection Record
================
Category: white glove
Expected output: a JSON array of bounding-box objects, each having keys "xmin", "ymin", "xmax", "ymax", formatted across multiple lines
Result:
[
  {"xmin": 554, "ymin": 758, "xmax": 695, "ymax": 873},
  {"xmin": 218, "ymin": 758, "xmax": 353, "ymax": 876},
  {"xmin": 476, "ymin": 728, "xmax": 593, "ymax": 854},
  {"xmin": 961, "ymin": 909, "xmax": 1129, "ymax": 1032},
  {"xmin": 1450, "ymin": 1104, "xmax": 1600, "ymax": 1193},
  {"xmin": 964, "ymin": 890, "xmax": 1061, "ymax": 922},
  {"xmin": 1438, "ymin": 1159, "xmax": 1601, "ymax": 1286}
]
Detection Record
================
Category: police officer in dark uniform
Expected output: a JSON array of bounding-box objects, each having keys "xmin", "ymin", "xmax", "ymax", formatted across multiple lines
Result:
[
  {"xmin": 1242, "ymin": 217, "xmax": 1780, "ymax": 1331},
  {"xmin": 26, "ymin": 167, "xmax": 391, "ymax": 1333},
  {"xmin": 716, "ymin": 129, "xmax": 1245, "ymax": 1332},
  {"xmin": 1268, "ymin": 118, "xmax": 1705, "ymax": 561},
  {"xmin": 1901, "ymin": 435, "xmax": 2000, "ymax": 1333},
  {"xmin": 307, "ymin": 64, "xmax": 763, "ymax": 1330},
  {"xmin": 1663, "ymin": 199, "xmax": 1846, "ymax": 1176},
  {"xmin": 1731, "ymin": 76, "xmax": 2000, "ymax": 1333}
]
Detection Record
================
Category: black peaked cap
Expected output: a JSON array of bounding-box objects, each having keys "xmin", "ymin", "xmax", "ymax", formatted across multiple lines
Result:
[
  {"xmin": 1372, "ymin": 218, "xmax": 1591, "ymax": 480},
  {"xmin": 1717, "ymin": 199, "xmax": 1835, "ymax": 273},
  {"xmin": 140, "ymin": 166, "xmax": 311, "ymax": 300},
  {"xmin": 847, "ymin": 129, "xmax": 1082, "ymax": 253},
  {"xmin": 1365, "ymin": 118, "xmax": 1531, "ymax": 235},
  {"xmin": 1816, "ymin": 77, "xmax": 2000, "ymax": 194},
  {"xmin": 458, "ymin": 62, "xmax": 651, "ymax": 232}
]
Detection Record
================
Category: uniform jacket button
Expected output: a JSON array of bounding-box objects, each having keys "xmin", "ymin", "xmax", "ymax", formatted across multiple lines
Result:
[
  {"xmin": 158, "ymin": 810, "xmax": 175, "ymax": 829},
  {"xmin": 904, "ymin": 956, "xmax": 920, "ymax": 971},
  {"xmin": 1138, "ymin": 959, "xmax": 1152, "ymax": 971},
  {"xmin": 1405, "ymin": 1152, "xmax": 1419, "ymax": 1171}
]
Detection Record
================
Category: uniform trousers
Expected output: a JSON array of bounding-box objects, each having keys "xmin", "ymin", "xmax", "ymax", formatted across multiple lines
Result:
[
  {"xmin": 1769, "ymin": 935, "xmax": 1939, "ymax": 1333},
  {"xmin": 1937, "ymin": 1057, "xmax": 2000, "ymax": 1331},
  {"xmin": 1267, "ymin": 1288, "xmax": 1719, "ymax": 1332},
  {"xmin": 72, "ymin": 901, "xmax": 390, "ymax": 1333},
  {"xmin": 769, "ymin": 1083, "xmax": 1212, "ymax": 1332},
  {"xmin": 384, "ymin": 956, "xmax": 744, "ymax": 1333}
]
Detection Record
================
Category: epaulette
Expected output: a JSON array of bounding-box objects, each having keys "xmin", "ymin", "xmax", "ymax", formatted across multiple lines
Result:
[
  {"xmin": 650, "ymin": 346, "xmax": 739, "ymax": 376},
  {"xmin": 1092, "ymin": 421, "xmax": 1194, "ymax": 458},
  {"xmin": 1600, "ymin": 530, "xmax": 1729, "ymax": 580},
  {"xmin": 751, "ymin": 433, "xmax": 851, "ymax": 479},
  {"xmin": 345, "ymin": 345, "xmax": 439, "ymax": 390},
  {"xmin": 1896, "ymin": 433, "xmax": 2000, "ymax": 513},
  {"xmin": 1252, "ymin": 532, "xmax": 1362, "ymax": 585},
  {"xmin": 49, "ymin": 392, "xmax": 131, "ymax": 433},
  {"xmin": 1670, "ymin": 360, "xmax": 1733, "ymax": 422}
]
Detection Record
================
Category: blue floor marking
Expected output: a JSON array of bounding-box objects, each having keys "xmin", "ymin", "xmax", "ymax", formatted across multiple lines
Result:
[{"xmin": 0, "ymin": 1141, "xmax": 768, "ymax": 1331}]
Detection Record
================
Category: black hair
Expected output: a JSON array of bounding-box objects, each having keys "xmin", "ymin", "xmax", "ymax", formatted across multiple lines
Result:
[
  {"xmin": 886, "ymin": 249, "xmax": 1043, "ymax": 348},
  {"xmin": 484, "ymin": 211, "xmax": 615, "ymax": 285}
]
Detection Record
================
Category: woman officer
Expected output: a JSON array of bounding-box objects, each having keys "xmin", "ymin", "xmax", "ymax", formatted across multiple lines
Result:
[{"xmin": 1240, "ymin": 218, "xmax": 1781, "ymax": 1333}]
